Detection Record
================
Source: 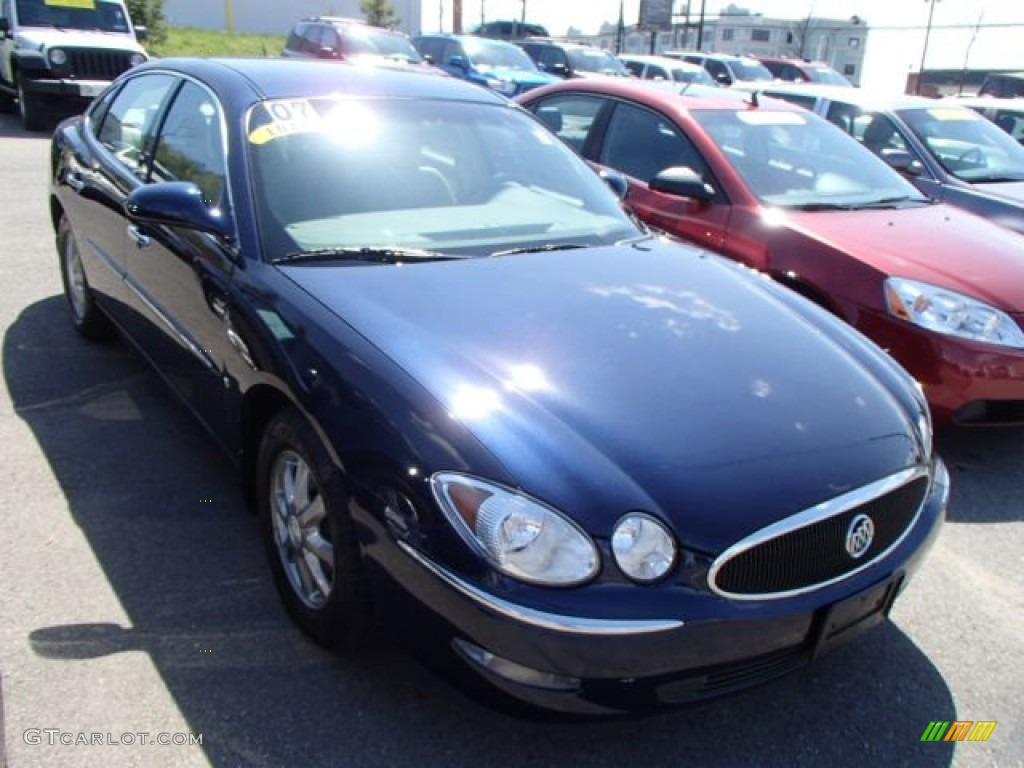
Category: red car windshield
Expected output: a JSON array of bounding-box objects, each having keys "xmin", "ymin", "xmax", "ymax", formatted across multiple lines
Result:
[{"xmin": 692, "ymin": 108, "xmax": 924, "ymax": 209}]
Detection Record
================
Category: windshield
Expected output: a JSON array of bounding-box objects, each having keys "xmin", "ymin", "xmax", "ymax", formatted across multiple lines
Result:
[
  {"xmin": 342, "ymin": 28, "xmax": 423, "ymax": 62},
  {"xmin": 898, "ymin": 106, "xmax": 1024, "ymax": 182},
  {"xmin": 247, "ymin": 98, "xmax": 639, "ymax": 260},
  {"xmin": 568, "ymin": 48, "xmax": 630, "ymax": 76},
  {"xmin": 807, "ymin": 66, "xmax": 852, "ymax": 86},
  {"xmin": 673, "ymin": 66, "xmax": 715, "ymax": 85},
  {"xmin": 729, "ymin": 59, "xmax": 774, "ymax": 82},
  {"xmin": 15, "ymin": 0, "xmax": 131, "ymax": 33},
  {"xmin": 692, "ymin": 108, "xmax": 924, "ymax": 208},
  {"xmin": 463, "ymin": 38, "xmax": 537, "ymax": 71}
]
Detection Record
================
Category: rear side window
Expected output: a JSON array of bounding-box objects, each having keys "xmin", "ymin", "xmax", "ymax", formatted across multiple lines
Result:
[
  {"xmin": 285, "ymin": 24, "xmax": 307, "ymax": 52},
  {"xmin": 97, "ymin": 74, "xmax": 177, "ymax": 175}
]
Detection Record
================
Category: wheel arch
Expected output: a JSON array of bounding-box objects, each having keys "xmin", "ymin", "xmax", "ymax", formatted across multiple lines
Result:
[
  {"xmin": 240, "ymin": 383, "xmax": 295, "ymax": 513},
  {"xmin": 772, "ymin": 272, "xmax": 843, "ymax": 318}
]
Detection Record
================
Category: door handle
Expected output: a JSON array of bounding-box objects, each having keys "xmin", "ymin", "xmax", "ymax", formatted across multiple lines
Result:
[
  {"xmin": 65, "ymin": 172, "xmax": 85, "ymax": 193},
  {"xmin": 127, "ymin": 224, "xmax": 152, "ymax": 248}
]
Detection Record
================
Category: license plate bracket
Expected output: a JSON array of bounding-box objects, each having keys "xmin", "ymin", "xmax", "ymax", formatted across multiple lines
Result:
[{"xmin": 812, "ymin": 574, "xmax": 902, "ymax": 658}]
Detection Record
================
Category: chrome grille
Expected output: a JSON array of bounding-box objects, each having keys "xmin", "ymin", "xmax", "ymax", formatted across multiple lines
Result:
[
  {"xmin": 709, "ymin": 468, "xmax": 930, "ymax": 599},
  {"xmin": 66, "ymin": 49, "xmax": 136, "ymax": 80}
]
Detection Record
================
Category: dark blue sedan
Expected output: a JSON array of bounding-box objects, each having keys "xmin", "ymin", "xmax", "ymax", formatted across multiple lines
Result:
[{"xmin": 50, "ymin": 57, "xmax": 947, "ymax": 715}]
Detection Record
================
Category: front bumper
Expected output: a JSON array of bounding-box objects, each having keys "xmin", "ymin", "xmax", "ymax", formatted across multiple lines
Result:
[
  {"xmin": 379, "ymin": 459, "xmax": 949, "ymax": 714},
  {"xmin": 21, "ymin": 77, "xmax": 111, "ymax": 100},
  {"xmin": 860, "ymin": 310, "xmax": 1024, "ymax": 425}
]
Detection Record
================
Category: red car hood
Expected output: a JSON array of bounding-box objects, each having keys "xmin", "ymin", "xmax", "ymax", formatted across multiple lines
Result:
[{"xmin": 784, "ymin": 203, "xmax": 1024, "ymax": 310}]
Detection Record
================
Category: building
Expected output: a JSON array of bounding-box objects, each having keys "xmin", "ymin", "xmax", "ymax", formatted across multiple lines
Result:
[
  {"xmin": 163, "ymin": 0, "xmax": 423, "ymax": 36},
  {"xmin": 569, "ymin": 7, "xmax": 869, "ymax": 85}
]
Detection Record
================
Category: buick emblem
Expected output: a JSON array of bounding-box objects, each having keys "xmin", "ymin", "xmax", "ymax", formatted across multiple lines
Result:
[{"xmin": 845, "ymin": 514, "xmax": 875, "ymax": 559}]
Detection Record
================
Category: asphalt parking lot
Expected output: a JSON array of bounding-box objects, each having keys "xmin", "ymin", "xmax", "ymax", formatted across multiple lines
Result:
[{"xmin": 0, "ymin": 110, "xmax": 1021, "ymax": 768}]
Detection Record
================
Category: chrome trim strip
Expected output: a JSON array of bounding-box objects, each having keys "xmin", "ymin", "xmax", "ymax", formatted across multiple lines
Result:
[
  {"xmin": 123, "ymin": 276, "xmax": 216, "ymax": 372},
  {"xmin": 708, "ymin": 464, "xmax": 934, "ymax": 601},
  {"xmin": 396, "ymin": 540, "xmax": 683, "ymax": 636}
]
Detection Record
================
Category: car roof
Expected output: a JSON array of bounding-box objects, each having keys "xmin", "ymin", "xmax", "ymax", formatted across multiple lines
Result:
[
  {"xmin": 666, "ymin": 51, "xmax": 757, "ymax": 62},
  {"xmin": 757, "ymin": 83, "xmax": 941, "ymax": 111},
  {"xmin": 131, "ymin": 58, "xmax": 504, "ymax": 105},
  {"xmin": 524, "ymin": 77, "xmax": 799, "ymax": 113},
  {"xmin": 619, "ymin": 54, "xmax": 704, "ymax": 68},
  {"xmin": 952, "ymin": 95, "xmax": 1024, "ymax": 109}
]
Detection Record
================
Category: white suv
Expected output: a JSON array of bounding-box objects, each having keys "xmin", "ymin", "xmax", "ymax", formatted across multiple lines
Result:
[{"xmin": 0, "ymin": 0, "xmax": 148, "ymax": 130}]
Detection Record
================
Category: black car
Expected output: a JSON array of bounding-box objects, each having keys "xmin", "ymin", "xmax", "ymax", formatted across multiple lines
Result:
[
  {"xmin": 50, "ymin": 57, "xmax": 946, "ymax": 715},
  {"xmin": 517, "ymin": 39, "xmax": 631, "ymax": 79}
]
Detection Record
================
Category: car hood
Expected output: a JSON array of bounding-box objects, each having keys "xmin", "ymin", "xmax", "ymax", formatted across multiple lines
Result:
[
  {"xmin": 784, "ymin": 203, "xmax": 1024, "ymax": 309},
  {"xmin": 482, "ymin": 66, "xmax": 557, "ymax": 86},
  {"xmin": 972, "ymin": 179, "xmax": 1024, "ymax": 203},
  {"xmin": 283, "ymin": 241, "xmax": 920, "ymax": 552},
  {"xmin": 16, "ymin": 28, "xmax": 144, "ymax": 53}
]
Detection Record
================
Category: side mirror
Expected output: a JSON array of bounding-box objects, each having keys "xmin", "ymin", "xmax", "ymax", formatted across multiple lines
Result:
[
  {"xmin": 0, "ymin": 18, "xmax": 10, "ymax": 35},
  {"xmin": 599, "ymin": 168, "xmax": 629, "ymax": 200},
  {"xmin": 447, "ymin": 55, "xmax": 469, "ymax": 71},
  {"xmin": 649, "ymin": 166, "xmax": 716, "ymax": 200},
  {"xmin": 125, "ymin": 182, "xmax": 233, "ymax": 240},
  {"xmin": 881, "ymin": 149, "xmax": 922, "ymax": 177},
  {"xmin": 715, "ymin": 71, "xmax": 732, "ymax": 85},
  {"xmin": 317, "ymin": 46, "xmax": 338, "ymax": 59},
  {"xmin": 422, "ymin": 53, "xmax": 434, "ymax": 64},
  {"xmin": 133, "ymin": 25, "xmax": 148, "ymax": 42},
  {"xmin": 549, "ymin": 62, "xmax": 571, "ymax": 77}
]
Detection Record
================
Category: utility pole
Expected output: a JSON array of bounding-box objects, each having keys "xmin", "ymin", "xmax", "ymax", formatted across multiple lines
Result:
[
  {"xmin": 615, "ymin": 0, "xmax": 625, "ymax": 53},
  {"xmin": 453, "ymin": 0, "xmax": 462, "ymax": 34},
  {"xmin": 481, "ymin": 0, "xmax": 486, "ymax": 27},
  {"xmin": 224, "ymin": 0, "xmax": 234, "ymax": 33},
  {"xmin": 696, "ymin": 0, "xmax": 707, "ymax": 50},
  {"xmin": 917, "ymin": 0, "xmax": 939, "ymax": 94}
]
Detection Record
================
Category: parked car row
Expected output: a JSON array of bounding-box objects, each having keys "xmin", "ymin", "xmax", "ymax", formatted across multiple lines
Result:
[
  {"xmin": 51, "ymin": 56, "xmax": 948, "ymax": 716},
  {"xmin": 518, "ymin": 78, "xmax": 1024, "ymax": 427}
]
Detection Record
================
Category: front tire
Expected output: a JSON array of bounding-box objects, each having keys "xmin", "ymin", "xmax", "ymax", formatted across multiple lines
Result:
[
  {"xmin": 58, "ymin": 214, "xmax": 111, "ymax": 340},
  {"xmin": 17, "ymin": 75, "xmax": 47, "ymax": 132},
  {"xmin": 258, "ymin": 409, "xmax": 370, "ymax": 650}
]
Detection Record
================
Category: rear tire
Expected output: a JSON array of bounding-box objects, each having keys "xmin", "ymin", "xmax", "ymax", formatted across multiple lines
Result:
[
  {"xmin": 258, "ymin": 408, "xmax": 370, "ymax": 650},
  {"xmin": 58, "ymin": 214, "xmax": 112, "ymax": 340}
]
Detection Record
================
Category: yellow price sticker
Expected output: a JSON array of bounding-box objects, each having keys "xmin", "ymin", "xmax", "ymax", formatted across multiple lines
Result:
[
  {"xmin": 926, "ymin": 108, "xmax": 978, "ymax": 121},
  {"xmin": 44, "ymin": 0, "xmax": 97, "ymax": 9},
  {"xmin": 248, "ymin": 99, "xmax": 323, "ymax": 145}
]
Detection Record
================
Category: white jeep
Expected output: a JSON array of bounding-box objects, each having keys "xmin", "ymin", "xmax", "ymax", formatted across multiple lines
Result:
[{"xmin": 0, "ymin": 0, "xmax": 148, "ymax": 131}]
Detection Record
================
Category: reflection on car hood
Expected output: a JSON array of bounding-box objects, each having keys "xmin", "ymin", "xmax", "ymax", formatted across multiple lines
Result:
[
  {"xmin": 283, "ymin": 241, "xmax": 917, "ymax": 551},
  {"xmin": 785, "ymin": 203, "xmax": 1024, "ymax": 309}
]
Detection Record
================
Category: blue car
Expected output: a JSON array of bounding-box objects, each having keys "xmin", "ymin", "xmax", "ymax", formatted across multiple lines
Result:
[
  {"xmin": 413, "ymin": 34, "xmax": 558, "ymax": 96},
  {"xmin": 51, "ymin": 57, "xmax": 946, "ymax": 715}
]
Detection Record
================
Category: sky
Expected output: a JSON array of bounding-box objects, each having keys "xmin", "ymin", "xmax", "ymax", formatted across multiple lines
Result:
[{"xmin": 419, "ymin": 1, "xmax": 1024, "ymax": 92}]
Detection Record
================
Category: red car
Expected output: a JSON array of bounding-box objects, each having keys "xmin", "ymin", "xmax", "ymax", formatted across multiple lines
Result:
[{"xmin": 518, "ymin": 80, "xmax": 1024, "ymax": 426}]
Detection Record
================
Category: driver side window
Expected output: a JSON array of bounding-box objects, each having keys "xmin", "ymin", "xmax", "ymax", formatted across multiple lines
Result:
[{"xmin": 97, "ymin": 74, "xmax": 176, "ymax": 176}]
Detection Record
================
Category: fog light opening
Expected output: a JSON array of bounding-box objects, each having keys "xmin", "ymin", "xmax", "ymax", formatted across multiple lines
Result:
[{"xmin": 452, "ymin": 638, "xmax": 580, "ymax": 692}]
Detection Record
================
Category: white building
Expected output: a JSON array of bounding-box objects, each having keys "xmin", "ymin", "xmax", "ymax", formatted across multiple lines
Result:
[{"xmin": 163, "ymin": 0, "xmax": 423, "ymax": 36}]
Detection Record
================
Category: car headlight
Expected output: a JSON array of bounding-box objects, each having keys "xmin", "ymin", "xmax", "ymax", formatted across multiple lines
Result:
[
  {"xmin": 485, "ymin": 77, "xmax": 517, "ymax": 96},
  {"xmin": 48, "ymin": 48, "xmax": 67, "ymax": 66},
  {"xmin": 885, "ymin": 277, "xmax": 1024, "ymax": 348},
  {"xmin": 129, "ymin": 53, "xmax": 147, "ymax": 67},
  {"xmin": 611, "ymin": 513, "xmax": 677, "ymax": 583},
  {"xmin": 431, "ymin": 473, "xmax": 599, "ymax": 586}
]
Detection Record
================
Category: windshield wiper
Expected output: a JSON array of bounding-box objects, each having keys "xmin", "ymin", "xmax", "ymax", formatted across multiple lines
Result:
[
  {"xmin": 272, "ymin": 246, "xmax": 458, "ymax": 265},
  {"xmin": 853, "ymin": 195, "xmax": 927, "ymax": 209},
  {"xmin": 490, "ymin": 243, "xmax": 588, "ymax": 257},
  {"xmin": 789, "ymin": 202, "xmax": 856, "ymax": 211}
]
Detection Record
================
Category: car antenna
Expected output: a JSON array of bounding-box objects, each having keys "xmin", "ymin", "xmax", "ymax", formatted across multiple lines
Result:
[{"xmin": 747, "ymin": 89, "xmax": 761, "ymax": 108}]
